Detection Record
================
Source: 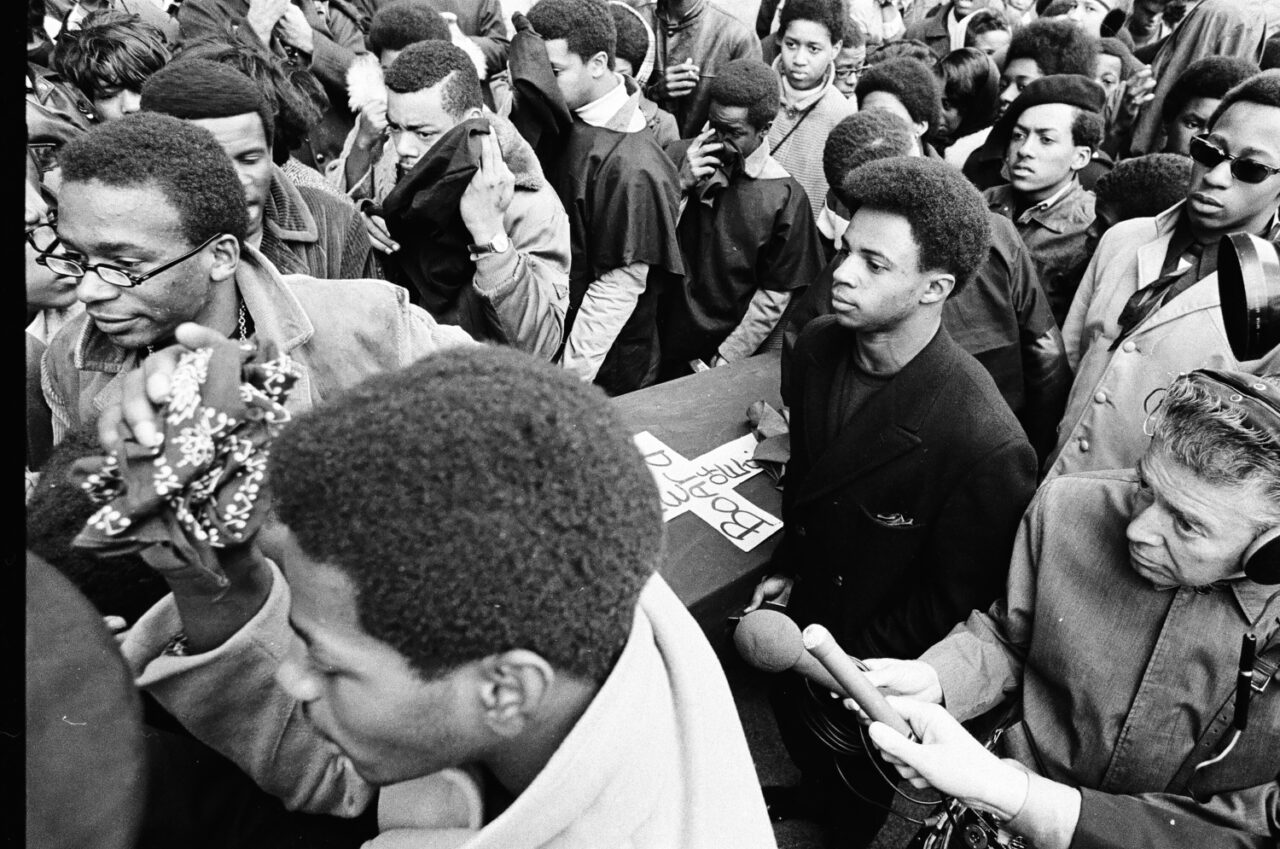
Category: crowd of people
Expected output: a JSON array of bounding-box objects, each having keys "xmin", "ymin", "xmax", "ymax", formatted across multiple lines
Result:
[{"xmin": 23, "ymin": 0, "xmax": 1280, "ymax": 847}]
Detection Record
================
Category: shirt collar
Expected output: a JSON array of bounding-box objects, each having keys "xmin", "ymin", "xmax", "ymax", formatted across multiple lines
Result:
[
  {"xmin": 575, "ymin": 74, "xmax": 646, "ymax": 132},
  {"xmin": 775, "ymin": 57, "xmax": 834, "ymax": 113},
  {"xmin": 742, "ymin": 137, "xmax": 774, "ymax": 179},
  {"xmin": 1023, "ymin": 178, "xmax": 1077, "ymax": 216}
]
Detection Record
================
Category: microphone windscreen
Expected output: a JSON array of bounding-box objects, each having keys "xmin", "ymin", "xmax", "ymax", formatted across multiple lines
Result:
[{"xmin": 734, "ymin": 609, "xmax": 804, "ymax": 672}]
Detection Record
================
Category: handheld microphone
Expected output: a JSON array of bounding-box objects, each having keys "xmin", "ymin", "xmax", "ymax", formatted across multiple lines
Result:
[
  {"xmin": 733, "ymin": 609, "xmax": 841, "ymax": 693},
  {"xmin": 802, "ymin": 624, "xmax": 913, "ymax": 738}
]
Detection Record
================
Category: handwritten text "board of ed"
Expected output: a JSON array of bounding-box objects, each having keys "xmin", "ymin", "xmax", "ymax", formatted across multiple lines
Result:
[{"xmin": 633, "ymin": 431, "xmax": 782, "ymax": 553}]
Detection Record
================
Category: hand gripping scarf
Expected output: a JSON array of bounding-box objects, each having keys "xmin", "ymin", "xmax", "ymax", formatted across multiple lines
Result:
[{"xmin": 70, "ymin": 342, "xmax": 301, "ymax": 590}]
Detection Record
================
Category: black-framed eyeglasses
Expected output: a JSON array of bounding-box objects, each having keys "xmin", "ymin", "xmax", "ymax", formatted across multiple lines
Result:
[
  {"xmin": 28, "ymin": 143, "xmax": 59, "ymax": 178},
  {"xmin": 1189, "ymin": 135, "xmax": 1280, "ymax": 184},
  {"xmin": 37, "ymin": 233, "xmax": 223, "ymax": 288},
  {"xmin": 26, "ymin": 221, "xmax": 60, "ymax": 255}
]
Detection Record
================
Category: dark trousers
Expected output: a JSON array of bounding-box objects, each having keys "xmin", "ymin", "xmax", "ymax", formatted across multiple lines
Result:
[{"xmin": 770, "ymin": 674, "xmax": 895, "ymax": 849}]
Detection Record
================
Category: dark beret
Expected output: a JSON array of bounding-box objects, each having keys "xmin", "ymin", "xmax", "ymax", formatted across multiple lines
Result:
[{"xmin": 990, "ymin": 73, "xmax": 1105, "ymax": 151}]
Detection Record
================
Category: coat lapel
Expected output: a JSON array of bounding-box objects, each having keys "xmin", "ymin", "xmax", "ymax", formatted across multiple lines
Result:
[{"xmin": 793, "ymin": 326, "xmax": 959, "ymax": 507}]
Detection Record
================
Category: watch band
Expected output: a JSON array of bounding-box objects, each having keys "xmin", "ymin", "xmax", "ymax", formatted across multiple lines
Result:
[{"xmin": 468, "ymin": 232, "xmax": 511, "ymax": 256}]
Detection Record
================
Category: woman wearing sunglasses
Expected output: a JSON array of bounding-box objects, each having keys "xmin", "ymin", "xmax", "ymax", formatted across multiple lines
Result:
[{"xmin": 1047, "ymin": 69, "xmax": 1280, "ymax": 481}]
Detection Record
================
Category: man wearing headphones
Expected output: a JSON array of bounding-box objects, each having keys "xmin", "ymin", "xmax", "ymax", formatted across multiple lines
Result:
[{"xmin": 858, "ymin": 370, "xmax": 1280, "ymax": 848}]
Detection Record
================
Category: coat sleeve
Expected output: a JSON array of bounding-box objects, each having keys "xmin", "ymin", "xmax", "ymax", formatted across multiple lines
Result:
[
  {"xmin": 1069, "ymin": 781, "xmax": 1280, "ymax": 849},
  {"xmin": 1007, "ymin": 233, "xmax": 1072, "ymax": 463},
  {"xmin": 122, "ymin": 560, "xmax": 378, "ymax": 816},
  {"xmin": 851, "ymin": 431, "xmax": 1037, "ymax": 660},
  {"xmin": 918, "ymin": 477, "xmax": 1050, "ymax": 721},
  {"xmin": 470, "ymin": 187, "xmax": 570, "ymax": 360},
  {"xmin": 466, "ymin": 0, "xmax": 511, "ymax": 76}
]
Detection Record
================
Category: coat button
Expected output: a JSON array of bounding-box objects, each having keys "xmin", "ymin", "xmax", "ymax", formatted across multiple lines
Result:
[
  {"xmin": 1122, "ymin": 341, "xmax": 1137, "ymax": 353},
  {"xmin": 1094, "ymin": 392, "xmax": 1107, "ymax": 403},
  {"xmin": 1079, "ymin": 439, "xmax": 1090, "ymax": 452}
]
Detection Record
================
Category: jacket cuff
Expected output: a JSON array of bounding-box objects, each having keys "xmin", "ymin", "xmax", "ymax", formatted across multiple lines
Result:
[{"xmin": 472, "ymin": 243, "xmax": 521, "ymax": 302}]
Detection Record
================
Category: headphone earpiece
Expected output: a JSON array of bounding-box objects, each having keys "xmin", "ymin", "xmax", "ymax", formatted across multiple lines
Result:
[{"xmin": 1244, "ymin": 527, "xmax": 1280, "ymax": 584}]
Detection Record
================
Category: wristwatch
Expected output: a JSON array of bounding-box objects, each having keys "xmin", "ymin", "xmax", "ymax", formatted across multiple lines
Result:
[{"xmin": 468, "ymin": 232, "xmax": 511, "ymax": 256}]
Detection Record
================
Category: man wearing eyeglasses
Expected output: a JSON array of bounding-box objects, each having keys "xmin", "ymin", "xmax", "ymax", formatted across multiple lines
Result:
[
  {"xmin": 1050, "ymin": 70, "xmax": 1280, "ymax": 478},
  {"xmin": 39, "ymin": 112, "xmax": 472, "ymax": 445}
]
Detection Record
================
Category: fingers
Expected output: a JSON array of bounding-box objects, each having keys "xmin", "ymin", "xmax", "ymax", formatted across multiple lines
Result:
[
  {"xmin": 744, "ymin": 583, "xmax": 767, "ymax": 613},
  {"xmin": 174, "ymin": 322, "xmax": 237, "ymax": 351},
  {"xmin": 362, "ymin": 213, "xmax": 399, "ymax": 253}
]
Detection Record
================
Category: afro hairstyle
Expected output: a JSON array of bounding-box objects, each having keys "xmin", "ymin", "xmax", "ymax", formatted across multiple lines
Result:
[
  {"xmin": 1006, "ymin": 18, "xmax": 1099, "ymax": 78},
  {"xmin": 1093, "ymin": 152, "xmax": 1192, "ymax": 220},
  {"xmin": 779, "ymin": 0, "xmax": 847, "ymax": 46},
  {"xmin": 26, "ymin": 424, "xmax": 169, "ymax": 625},
  {"xmin": 964, "ymin": 8, "xmax": 1009, "ymax": 41},
  {"xmin": 52, "ymin": 10, "xmax": 170, "ymax": 102},
  {"xmin": 367, "ymin": 0, "xmax": 450, "ymax": 56},
  {"xmin": 1163, "ymin": 57, "xmax": 1262, "ymax": 124},
  {"xmin": 855, "ymin": 57, "xmax": 942, "ymax": 128},
  {"xmin": 140, "ymin": 58, "xmax": 276, "ymax": 146},
  {"xmin": 708, "ymin": 59, "xmax": 779, "ymax": 130},
  {"xmin": 866, "ymin": 38, "xmax": 934, "ymax": 67},
  {"xmin": 527, "ymin": 0, "xmax": 617, "ymax": 67},
  {"xmin": 383, "ymin": 40, "xmax": 484, "ymax": 116},
  {"xmin": 839, "ymin": 157, "xmax": 991, "ymax": 293},
  {"xmin": 270, "ymin": 345, "xmax": 664, "ymax": 685},
  {"xmin": 176, "ymin": 36, "xmax": 329, "ymax": 163},
  {"xmin": 823, "ymin": 108, "xmax": 917, "ymax": 191},
  {"xmin": 59, "ymin": 112, "xmax": 249, "ymax": 244},
  {"xmin": 1210, "ymin": 69, "xmax": 1280, "ymax": 131},
  {"xmin": 609, "ymin": 1, "xmax": 650, "ymax": 74}
]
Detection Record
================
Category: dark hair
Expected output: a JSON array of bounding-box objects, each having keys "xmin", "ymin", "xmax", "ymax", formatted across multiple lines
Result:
[
  {"xmin": 271, "ymin": 346, "xmax": 663, "ymax": 684},
  {"xmin": 609, "ymin": 2, "xmax": 649, "ymax": 73},
  {"xmin": 527, "ymin": 0, "xmax": 616, "ymax": 68},
  {"xmin": 855, "ymin": 57, "xmax": 941, "ymax": 128},
  {"xmin": 384, "ymin": 40, "xmax": 484, "ymax": 116},
  {"xmin": 60, "ymin": 113, "xmax": 249, "ymax": 244},
  {"xmin": 708, "ymin": 59, "xmax": 778, "ymax": 129},
  {"xmin": 1093, "ymin": 152, "xmax": 1192, "ymax": 219},
  {"xmin": 779, "ymin": 0, "xmax": 846, "ymax": 46},
  {"xmin": 866, "ymin": 38, "xmax": 933, "ymax": 67},
  {"xmin": 1097, "ymin": 37, "xmax": 1139, "ymax": 80},
  {"xmin": 140, "ymin": 58, "xmax": 276, "ymax": 146},
  {"xmin": 938, "ymin": 47, "xmax": 1000, "ymax": 138},
  {"xmin": 963, "ymin": 8, "xmax": 1009, "ymax": 41},
  {"xmin": 840, "ymin": 156, "xmax": 991, "ymax": 292},
  {"xmin": 1006, "ymin": 18, "xmax": 1098, "ymax": 78},
  {"xmin": 824, "ymin": 108, "xmax": 916, "ymax": 190},
  {"xmin": 1210, "ymin": 69, "xmax": 1280, "ymax": 130},
  {"xmin": 176, "ymin": 36, "xmax": 328, "ymax": 163},
  {"xmin": 840, "ymin": 16, "xmax": 867, "ymax": 50},
  {"xmin": 52, "ymin": 11, "xmax": 170, "ymax": 102},
  {"xmin": 26, "ymin": 425, "xmax": 169, "ymax": 625},
  {"xmin": 1070, "ymin": 107, "xmax": 1105, "ymax": 149},
  {"xmin": 1164, "ymin": 58, "xmax": 1262, "ymax": 125},
  {"xmin": 367, "ymin": 0, "xmax": 450, "ymax": 56}
]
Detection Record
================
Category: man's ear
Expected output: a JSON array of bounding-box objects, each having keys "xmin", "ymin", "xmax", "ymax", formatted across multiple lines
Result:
[
  {"xmin": 475, "ymin": 650, "xmax": 555, "ymax": 738},
  {"xmin": 921, "ymin": 271, "xmax": 956, "ymax": 305},
  {"xmin": 587, "ymin": 49, "xmax": 610, "ymax": 79},
  {"xmin": 1069, "ymin": 144, "xmax": 1092, "ymax": 173},
  {"xmin": 209, "ymin": 234, "xmax": 240, "ymax": 283}
]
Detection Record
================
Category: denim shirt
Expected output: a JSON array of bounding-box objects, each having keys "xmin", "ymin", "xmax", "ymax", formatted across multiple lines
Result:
[{"xmin": 922, "ymin": 471, "xmax": 1280, "ymax": 817}]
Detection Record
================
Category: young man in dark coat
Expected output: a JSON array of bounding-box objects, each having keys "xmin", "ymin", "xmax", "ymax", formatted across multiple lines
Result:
[
  {"xmin": 658, "ymin": 58, "xmax": 823, "ymax": 376},
  {"xmin": 747, "ymin": 157, "xmax": 1038, "ymax": 848},
  {"xmin": 526, "ymin": 0, "xmax": 684, "ymax": 395}
]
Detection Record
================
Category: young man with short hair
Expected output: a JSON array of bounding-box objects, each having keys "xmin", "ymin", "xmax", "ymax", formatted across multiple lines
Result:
[
  {"xmin": 140, "ymin": 59, "xmax": 377, "ymax": 281},
  {"xmin": 1053, "ymin": 70, "xmax": 1280, "ymax": 477},
  {"xmin": 658, "ymin": 58, "xmax": 824, "ymax": 376},
  {"xmin": 350, "ymin": 41, "xmax": 570, "ymax": 356},
  {"xmin": 51, "ymin": 10, "xmax": 169, "ymax": 121},
  {"xmin": 983, "ymin": 74, "xmax": 1105, "ymax": 326},
  {"xmin": 629, "ymin": 0, "xmax": 762, "ymax": 140},
  {"xmin": 110, "ymin": 340, "xmax": 776, "ymax": 848},
  {"xmin": 751, "ymin": 157, "xmax": 1037, "ymax": 848},
  {"xmin": 40, "ymin": 113, "xmax": 472, "ymax": 443},
  {"xmin": 768, "ymin": 0, "xmax": 857, "ymax": 223},
  {"xmin": 794, "ymin": 108, "xmax": 1071, "ymax": 461},
  {"xmin": 831, "ymin": 18, "xmax": 866, "ymax": 99},
  {"xmin": 526, "ymin": 0, "xmax": 684, "ymax": 394},
  {"xmin": 964, "ymin": 17, "xmax": 1104, "ymax": 189},
  {"xmin": 1159, "ymin": 56, "xmax": 1260, "ymax": 156}
]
